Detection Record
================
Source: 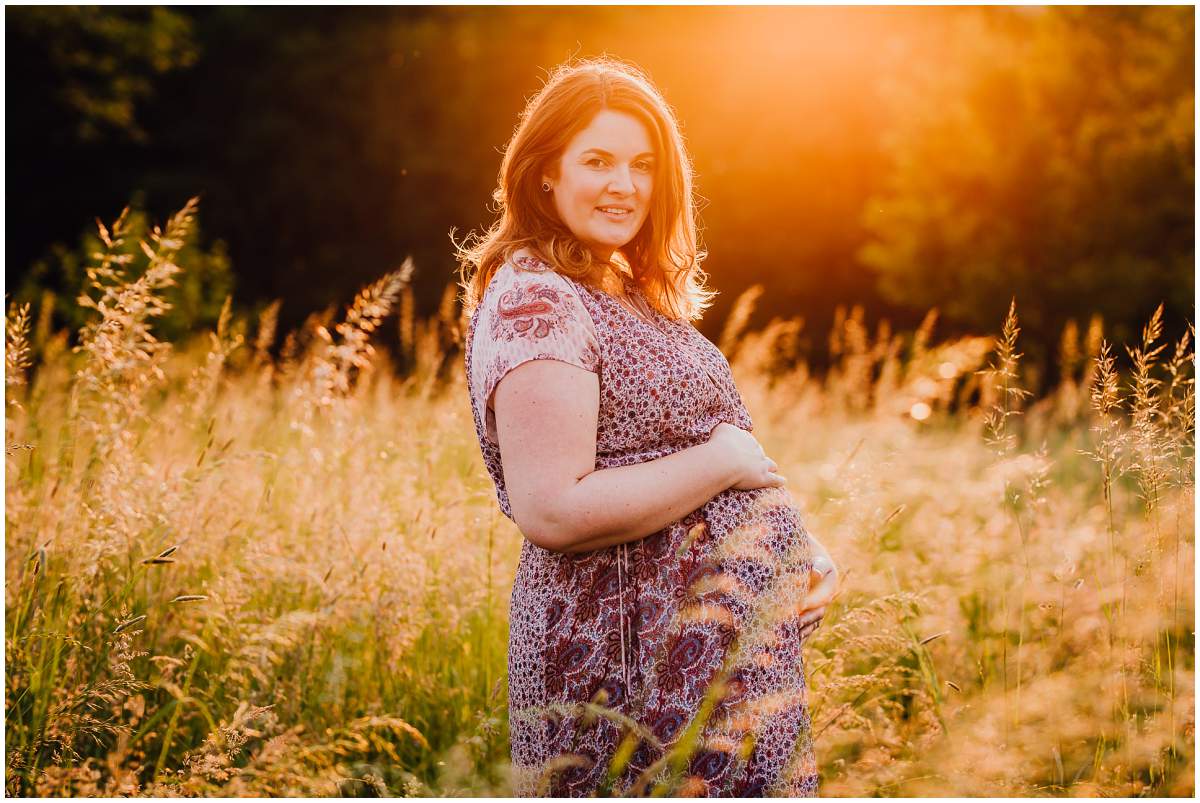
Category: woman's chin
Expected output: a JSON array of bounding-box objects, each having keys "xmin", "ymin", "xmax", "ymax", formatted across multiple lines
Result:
[{"xmin": 583, "ymin": 236, "xmax": 632, "ymax": 255}]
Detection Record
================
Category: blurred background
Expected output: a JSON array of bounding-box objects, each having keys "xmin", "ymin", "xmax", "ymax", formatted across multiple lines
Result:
[
  {"xmin": 5, "ymin": 4, "xmax": 1194, "ymax": 381},
  {"xmin": 4, "ymin": 6, "xmax": 1196, "ymax": 797}
]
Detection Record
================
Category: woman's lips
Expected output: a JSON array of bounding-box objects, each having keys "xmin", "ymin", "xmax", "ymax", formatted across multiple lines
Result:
[{"xmin": 597, "ymin": 207, "xmax": 633, "ymax": 220}]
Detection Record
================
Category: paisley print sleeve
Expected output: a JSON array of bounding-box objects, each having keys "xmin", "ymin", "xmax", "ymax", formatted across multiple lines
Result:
[{"xmin": 470, "ymin": 263, "xmax": 600, "ymax": 445}]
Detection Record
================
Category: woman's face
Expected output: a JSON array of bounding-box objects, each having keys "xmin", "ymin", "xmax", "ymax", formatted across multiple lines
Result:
[{"xmin": 545, "ymin": 109, "xmax": 655, "ymax": 263}]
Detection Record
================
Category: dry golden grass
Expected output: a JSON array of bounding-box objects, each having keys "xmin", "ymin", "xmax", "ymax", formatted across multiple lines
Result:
[{"xmin": 4, "ymin": 199, "xmax": 1194, "ymax": 796}]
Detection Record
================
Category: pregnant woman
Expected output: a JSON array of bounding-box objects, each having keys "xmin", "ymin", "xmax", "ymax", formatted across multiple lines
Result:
[{"xmin": 456, "ymin": 57, "xmax": 839, "ymax": 796}]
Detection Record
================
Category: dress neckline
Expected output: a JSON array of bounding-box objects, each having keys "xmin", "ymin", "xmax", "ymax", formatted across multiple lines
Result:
[
  {"xmin": 587, "ymin": 274, "xmax": 669, "ymax": 333},
  {"xmin": 595, "ymin": 271, "xmax": 657, "ymax": 323},
  {"xmin": 511, "ymin": 248, "xmax": 665, "ymax": 332}
]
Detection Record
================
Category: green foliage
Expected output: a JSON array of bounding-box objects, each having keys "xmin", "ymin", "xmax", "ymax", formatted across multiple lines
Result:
[
  {"xmin": 860, "ymin": 6, "xmax": 1194, "ymax": 348},
  {"xmin": 15, "ymin": 196, "xmax": 234, "ymax": 346},
  {"xmin": 6, "ymin": 6, "xmax": 198, "ymax": 143}
]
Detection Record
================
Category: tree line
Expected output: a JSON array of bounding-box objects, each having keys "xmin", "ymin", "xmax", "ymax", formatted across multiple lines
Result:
[{"xmin": 6, "ymin": 5, "xmax": 1193, "ymax": 378}]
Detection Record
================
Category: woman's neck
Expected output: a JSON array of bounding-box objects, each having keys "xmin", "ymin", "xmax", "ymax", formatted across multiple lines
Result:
[{"xmin": 594, "ymin": 262, "xmax": 635, "ymax": 297}]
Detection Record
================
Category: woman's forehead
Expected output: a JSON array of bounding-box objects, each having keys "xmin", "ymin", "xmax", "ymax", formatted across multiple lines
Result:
[{"xmin": 566, "ymin": 109, "xmax": 654, "ymax": 155}]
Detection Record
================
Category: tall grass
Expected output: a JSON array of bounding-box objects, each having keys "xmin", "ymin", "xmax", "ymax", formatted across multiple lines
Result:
[{"xmin": 5, "ymin": 199, "xmax": 1194, "ymax": 796}]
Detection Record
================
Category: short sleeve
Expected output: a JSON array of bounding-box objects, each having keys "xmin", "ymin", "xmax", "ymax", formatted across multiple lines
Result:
[{"xmin": 469, "ymin": 263, "xmax": 600, "ymax": 445}]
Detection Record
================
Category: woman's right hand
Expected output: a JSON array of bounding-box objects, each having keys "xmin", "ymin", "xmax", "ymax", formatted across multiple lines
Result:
[{"xmin": 706, "ymin": 422, "xmax": 787, "ymax": 490}]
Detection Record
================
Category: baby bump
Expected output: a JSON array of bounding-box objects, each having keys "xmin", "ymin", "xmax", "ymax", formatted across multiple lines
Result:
[
  {"xmin": 630, "ymin": 487, "xmax": 814, "ymax": 623},
  {"xmin": 696, "ymin": 487, "xmax": 815, "ymax": 681},
  {"xmin": 705, "ymin": 485, "xmax": 813, "ymax": 567},
  {"xmin": 674, "ymin": 487, "xmax": 816, "ymax": 640},
  {"xmin": 626, "ymin": 490, "xmax": 815, "ymax": 783}
]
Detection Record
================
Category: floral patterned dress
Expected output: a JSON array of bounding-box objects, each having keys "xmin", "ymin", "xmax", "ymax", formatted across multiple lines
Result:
[{"xmin": 464, "ymin": 249, "xmax": 819, "ymax": 797}]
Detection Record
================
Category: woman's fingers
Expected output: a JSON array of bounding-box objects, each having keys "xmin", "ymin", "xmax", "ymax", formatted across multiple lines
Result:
[
  {"xmin": 797, "ymin": 605, "xmax": 826, "ymax": 628},
  {"xmin": 794, "ymin": 572, "xmax": 835, "ymax": 616},
  {"xmin": 799, "ymin": 614, "xmax": 823, "ymax": 642},
  {"xmin": 764, "ymin": 457, "xmax": 785, "ymax": 487},
  {"xmin": 803, "ymin": 569, "xmax": 837, "ymax": 609},
  {"xmin": 801, "ymin": 555, "xmax": 839, "ymax": 608},
  {"xmin": 796, "ymin": 543, "xmax": 837, "ymax": 643},
  {"xmin": 812, "ymin": 555, "xmax": 835, "ymax": 577},
  {"xmin": 798, "ymin": 556, "xmax": 835, "ymax": 643}
]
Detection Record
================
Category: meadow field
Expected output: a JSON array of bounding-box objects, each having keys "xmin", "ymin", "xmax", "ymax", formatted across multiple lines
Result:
[{"xmin": 5, "ymin": 201, "xmax": 1194, "ymax": 796}]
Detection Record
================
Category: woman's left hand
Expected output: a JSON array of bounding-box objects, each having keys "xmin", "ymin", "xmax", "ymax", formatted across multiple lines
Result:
[{"xmin": 798, "ymin": 534, "xmax": 839, "ymax": 642}]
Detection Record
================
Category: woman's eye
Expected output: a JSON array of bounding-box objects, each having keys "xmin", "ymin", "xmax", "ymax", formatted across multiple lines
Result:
[
  {"xmin": 587, "ymin": 158, "xmax": 606, "ymax": 168},
  {"xmin": 635, "ymin": 161, "xmax": 653, "ymax": 172}
]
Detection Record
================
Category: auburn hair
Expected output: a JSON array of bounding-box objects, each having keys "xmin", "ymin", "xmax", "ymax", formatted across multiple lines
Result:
[{"xmin": 453, "ymin": 55, "xmax": 715, "ymax": 321}]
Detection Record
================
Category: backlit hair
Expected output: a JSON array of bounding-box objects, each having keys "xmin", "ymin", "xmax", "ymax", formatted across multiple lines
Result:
[{"xmin": 453, "ymin": 55, "xmax": 715, "ymax": 321}]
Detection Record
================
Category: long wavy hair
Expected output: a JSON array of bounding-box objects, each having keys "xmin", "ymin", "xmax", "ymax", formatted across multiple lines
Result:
[{"xmin": 453, "ymin": 56, "xmax": 715, "ymax": 321}]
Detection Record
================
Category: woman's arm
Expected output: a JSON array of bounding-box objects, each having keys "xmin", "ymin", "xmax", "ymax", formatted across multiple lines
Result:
[{"xmin": 493, "ymin": 358, "xmax": 776, "ymax": 554}]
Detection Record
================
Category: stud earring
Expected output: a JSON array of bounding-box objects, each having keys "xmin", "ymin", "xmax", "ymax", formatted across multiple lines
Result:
[{"xmin": 542, "ymin": 181, "xmax": 552, "ymax": 192}]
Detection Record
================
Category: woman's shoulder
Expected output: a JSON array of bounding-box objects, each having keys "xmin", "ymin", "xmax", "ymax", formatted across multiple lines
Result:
[
  {"xmin": 500, "ymin": 247, "xmax": 585, "ymax": 291},
  {"xmin": 473, "ymin": 249, "xmax": 598, "ymax": 343},
  {"xmin": 509, "ymin": 247, "xmax": 557, "ymax": 276},
  {"xmin": 482, "ymin": 248, "xmax": 589, "ymax": 306}
]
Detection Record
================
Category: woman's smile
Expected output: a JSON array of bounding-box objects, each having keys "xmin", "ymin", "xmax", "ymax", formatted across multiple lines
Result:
[{"xmin": 597, "ymin": 206, "xmax": 634, "ymax": 220}]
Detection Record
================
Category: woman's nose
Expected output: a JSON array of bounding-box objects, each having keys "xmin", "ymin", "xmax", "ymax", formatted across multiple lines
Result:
[{"xmin": 608, "ymin": 165, "xmax": 635, "ymax": 194}]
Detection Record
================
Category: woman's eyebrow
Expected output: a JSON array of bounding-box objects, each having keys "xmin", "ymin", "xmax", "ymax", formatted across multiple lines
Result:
[{"xmin": 582, "ymin": 148, "xmax": 656, "ymax": 159}]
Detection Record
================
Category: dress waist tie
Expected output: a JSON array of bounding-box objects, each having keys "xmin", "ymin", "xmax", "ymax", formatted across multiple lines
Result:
[{"xmin": 616, "ymin": 542, "xmax": 632, "ymax": 695}]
